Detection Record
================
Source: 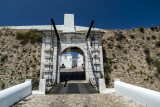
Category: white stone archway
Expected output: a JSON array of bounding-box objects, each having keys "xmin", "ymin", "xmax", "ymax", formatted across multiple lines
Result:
[
  {"xmin": 61, "ymin": 45, "xmax": 87, "ymax": 57},
  {"xmin": 58, "ymin": 45, "xmax": 90, "ymax": 83}
]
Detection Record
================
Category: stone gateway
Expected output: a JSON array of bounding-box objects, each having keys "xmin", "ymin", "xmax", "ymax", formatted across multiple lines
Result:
[{"xmin": 40, "ymin": 14, "xmax": 105, "ymax": 92}]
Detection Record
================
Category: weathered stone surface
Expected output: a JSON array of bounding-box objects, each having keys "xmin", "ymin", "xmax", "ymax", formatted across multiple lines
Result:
[
  {"xmin": 102, "ymin": 28, "xmax": 160, "ymax": 91},
  {"xmin": 0, "ymin": 29, "xmax": 41, "ymax": 90}
]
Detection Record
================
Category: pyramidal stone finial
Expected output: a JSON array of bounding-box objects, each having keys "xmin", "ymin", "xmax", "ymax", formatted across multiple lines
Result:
[{"xmin": 63, "ymin": 14, "xmax": 75, "ymax": 32}]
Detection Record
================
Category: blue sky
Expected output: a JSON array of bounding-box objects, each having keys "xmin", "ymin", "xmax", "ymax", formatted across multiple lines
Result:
[
  {"xmin": 64, "ymin": 52, "xmax": 78, "ymax": 58},
  {"xmin": 0, "ymin": 0, "xmax": 160, "ymax": 29}
]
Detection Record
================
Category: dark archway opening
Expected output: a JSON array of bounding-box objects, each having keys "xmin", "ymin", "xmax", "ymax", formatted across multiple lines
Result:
[{"xmin": 60, "ymin": 47, "xmax": 85, "ymax": 82}]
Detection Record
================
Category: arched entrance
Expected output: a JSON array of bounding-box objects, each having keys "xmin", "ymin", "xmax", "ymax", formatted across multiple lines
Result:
[{"xmin": 60, "ymin": 46, "xmax": 86, "ymax": 82}]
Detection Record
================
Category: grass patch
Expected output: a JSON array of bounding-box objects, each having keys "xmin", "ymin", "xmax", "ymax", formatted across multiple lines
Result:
[
  {"xmin": 139, "ymin": 26, "xmax": 144, "ymax": 33},
  {"xmin": 150, "ymin": 26, "xmax": 159, "ymax": 31},
  {"xmin": 13, "ymin": 45, "xmax": 19, "ymax": 49},
  {"xmin": 1, "ymin": 83, "xmax": 5, "ymax": 89},
  {"xmin": 114, "ymin": 65, "xmax": 117, "ymax": 69},
  {"xmin": 143, "ymin": 46, "xmax": 150, "ymax": 55},
  {"xmin": 1, "ymin": 54, "xmax": 8, "ymax": 62},
  {"xmin": 152, "ymin": 35, "xmax": 156, "ymax": 40},
  {"xmin": 16, "ymin": 29, "xmax": 42, "ymax": 44},
  {"xmin": 26, "ymin": 64, "xmax": 29, "ymax": 70},
  {"xmin": 114, "ymin": 32, "xmax": 126, "ymax": 41},
  {"xmin": 146, "ymin": 55, "xmax": 154, "ymax": 65},
  {"xmin": 155, "ymin": 41, "xmax": 160, "ymax": 47},
  {"xmin": 31, "ymin": 63, "xmax": 36, "ymax": 68},
  {"xmin": 103, "ymin": 47, "xmax": 114, "ymax": 85},
  {"xmin": 26, "ymin": 76, "xmax": 39, "ymax": 90},
  {"xmin": 156, "ymin": 61, "xmax": 160, "ymax": 74},
  {"xmin": 146, "ymin": 37, "xmax": 150, "ymax": 41},
  {"xmin": 23, "ymin": 48, "xmax": 27, "ymax": 52},
  {"xmin": 157, "ymin": 53, "xmax": 160, "ymax": 56},
  {"xmin": 130, "ymin": 35, "xmax": 135, "ymax": 39},
  {"xmin": 116, "ymin": 44, "xmax": 123, "ymax": 50}
]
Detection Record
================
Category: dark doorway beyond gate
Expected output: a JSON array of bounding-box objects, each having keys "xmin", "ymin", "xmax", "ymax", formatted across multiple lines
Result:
[{"xmin": 60, "ymin": 68, "xmax": 85, "ymax": 82}]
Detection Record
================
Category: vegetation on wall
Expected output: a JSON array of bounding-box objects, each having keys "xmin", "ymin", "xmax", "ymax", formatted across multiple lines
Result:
[
  {"xmin": 114, "ymin": 31, "xmax": 126, "ymax": 41},
  {"xmin": 156, "ymin": 41, "xmax": 160, "ymax": 47},
  {"xmin": 139, "ymin": 26, "xmax": 144, "ymax": 33},
  {"xmin": 1, "ymin": 54, "xmax": 8, "ymax": 63},
  {"xmin": 150, "ymin": 26, "xmax": 160, "ymax": 31},
  {"xmin": 103, "ymin": 46, "xmax": 113, "ymax": 85},
  {"xmin": 157, "ymin": 61, "xmax": 160, "ymax": 74},
  {"xmin": 0, "ymin": 29, "xmax": 42, "ymax": 90},
  {"xmin": 16, "ymin": 29, "xmax": 42, "ymax": 44},
  {"xmin": 143, "ymin": 44, "xmax": 160, "ymax": 75},
  {"xmin": 1, "ymin": 83, "xmax": 5, "ymax": 90},
  {"xmin": 26, "ymin": 72, "xmax": 40, "ymax": 90}
]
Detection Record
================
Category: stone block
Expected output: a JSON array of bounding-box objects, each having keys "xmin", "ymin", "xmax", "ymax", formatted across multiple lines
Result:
[
  {"xmin": 39, "ymin": 79, "xmax": 46, "ymax": 94},
  {"xmin": 98, "ymin": 78, "xmax": 106, "ymax": 93},
  {"xmin": 64, "ymin": 14, "xmax": 75, "ymax": 32}
]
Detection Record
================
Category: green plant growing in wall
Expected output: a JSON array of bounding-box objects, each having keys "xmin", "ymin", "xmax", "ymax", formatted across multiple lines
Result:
[
  {"xmin": 1, "ymin": 54, "xmax": 8, "ymax": 62},
  {"xmin": 150, "ymin": 26, "xmax": 159, "ymax": 31},
  {"xmin": 152, "ymin": 35, "xmax": 156, "ymax": 40},
  {"xmin": 26, "ymin": 76, "xmax": 39, "ymax": 90},
  {"xmin": 16, "ymin": 30, "xmax": 42, "ymax": 44},
  {"xmin": 156, "ymin": 61, "xmax": 160, "ymax": 74},
  {"xmin": 116, "ymin": 44, "xmax": 123, "ymax": 50},
  {"xmin": 114, "ymin": 32, "xmax": 126, "ymax": 41},
  {"xmin": 156, "ymin": 41, "xmax": 160, "ymax": 47},
  {"xmin": 143, "ymin": 46, "xmax": 150, "ymax": 55},
  {"xmin": 23, "ymin": 48, "xmax": 27, "ymax": 52},
  {"xmin": 31, "ymin": 63, "xmax": 36, "ymax": 68},
  {"xmin": 139, "ymin": 26, "xmax": 144, "ymax": 33},
  {"xmin": 130, "ymin": 35, "xmax": 135, "ymax": 39},
  {"xmin": 103, "ymin": 47, "xmax": 113, "ymax": 85},
  {"xmin": 1, "ymin": 83, "xmax": 5, "ymax": 89},
  {"xmin": 146, "ymin": 55, "xmax": 154, "ymax": 65},
  {"xmin": 26, "ymin": 64, "xmax": 29, "ymax": 70}
]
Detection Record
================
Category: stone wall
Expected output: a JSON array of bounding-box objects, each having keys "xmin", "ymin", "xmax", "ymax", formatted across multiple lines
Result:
[
  {"xmin": 0, "ymin": 29, "xmax": 41, "ymax": 90},
  {"xmin": 102, "ymin": 28, "xmax": 160, "ymax": 91}
]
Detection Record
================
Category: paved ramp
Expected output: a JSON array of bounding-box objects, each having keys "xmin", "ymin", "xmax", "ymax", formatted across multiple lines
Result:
[{"xmin": 48, "ymin": 81, "xmax": 98, "ymax": 94}]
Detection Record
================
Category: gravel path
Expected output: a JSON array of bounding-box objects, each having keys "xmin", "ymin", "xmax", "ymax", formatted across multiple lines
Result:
[{"xmin": 13, "ymin": 93, "xmax": 143, "ymax": 107}]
